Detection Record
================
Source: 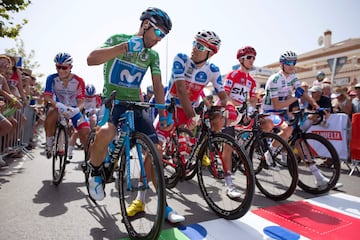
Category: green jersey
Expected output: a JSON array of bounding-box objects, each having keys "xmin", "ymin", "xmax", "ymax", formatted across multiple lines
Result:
[{"xmin": 101, "ymin": 34, "xmax": 161, "ymax": 101}]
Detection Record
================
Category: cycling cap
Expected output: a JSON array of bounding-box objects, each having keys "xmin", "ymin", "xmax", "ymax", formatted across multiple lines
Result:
[
  {"xmin": 236, "ymin": 46, "xmax": 257, "ymax": 59},
  {"xmin": 140, "ymin": 7, "xmax": 172, "ymax": 34},
  {"xmin": 279, "ymin": 50, "xmax": 297, "ymax": 63},
  {"xmin": 195, "ymin": 30, "xmax": 221, "ymax": 54},
  {"xmin": 316, "ymin": 71, "xmax": 326, "ymax": 80},
  {"xmin": 85, "ymin": 84, "xmax": 96, "ymax": 96},
  {"xmin": 54, "ymin": 52, "xmax": 73, "ymax": 65}
]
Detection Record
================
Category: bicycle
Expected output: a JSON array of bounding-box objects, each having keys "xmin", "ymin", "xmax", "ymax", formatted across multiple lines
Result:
[
  {"xmin": 288, "ymin": 109, "xmax": 341, "ymax": 194},
  {"xmin": 178, "ymin": 102, "xmax": 255, "ymax": 220},
  {"xmin": 234, "ymin": 103, "xmax": 298, "ymax": 201},
  {"xmin": 161, "ymin": 106, "xmax": 197, "ymax": 189},
  {"xmin": 51, "ymin": 114, "xmax": 69, "ymax": 185},
  {"xmin": 82, "ymin": 90, "xmax": 173, "ymax": 240}
]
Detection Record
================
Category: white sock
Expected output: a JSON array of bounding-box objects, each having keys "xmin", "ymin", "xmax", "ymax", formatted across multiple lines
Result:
[
  {"xmin": 136, "ymin": 182, "xmax": 146, "ymax": 203},
  {"xmin": 68, "ymin": 146, "xmax": 74, "ymax": 155},
  {"xmin": 309, "ymin": 164, "xmax": 324, "ymax": 180},
  {"xmin": 46, "ymin": 136, "xmax": 54, "ymax": 147},
  {"xmin": 225, "ymin": 171, "xmax": 232, "ymax": 187}
]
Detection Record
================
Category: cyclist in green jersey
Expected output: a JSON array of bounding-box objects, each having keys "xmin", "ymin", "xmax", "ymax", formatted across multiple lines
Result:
[{"xmin": 87, "ymin": 7, "xmax": 185, "ymax": 223}]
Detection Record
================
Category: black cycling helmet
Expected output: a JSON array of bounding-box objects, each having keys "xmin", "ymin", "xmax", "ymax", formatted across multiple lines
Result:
[{"xmin": 140, "ymin": 7, "xmax": 172, "ymax": 34}]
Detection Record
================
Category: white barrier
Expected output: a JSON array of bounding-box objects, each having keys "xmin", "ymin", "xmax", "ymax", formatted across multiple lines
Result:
[{"xmin": 307, "ymin": 113, "xmax": 349, "ymax": 160}]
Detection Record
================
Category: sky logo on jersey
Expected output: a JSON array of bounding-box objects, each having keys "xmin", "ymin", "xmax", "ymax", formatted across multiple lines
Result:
[{"xmin": 195, "ymin": 71, "xmax": 207, "ymax": 83}]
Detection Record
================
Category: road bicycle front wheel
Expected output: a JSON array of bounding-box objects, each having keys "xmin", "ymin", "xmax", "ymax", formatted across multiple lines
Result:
[
  {"xmin": 197, "ymin": 132, "xmax": 255, "ymax": 220},
  {"xmin": 292, "ymin": 133, "xmax": 340, "ymax": 194},
  {"xmin": 118, "ymin": 132, "xmax": 165, "ymax": 240},
  {"xmin": 52, "ymin": 124, "xmax": 68, "ymax": 185},
  {"xmin": 249, "ymin": 132, "xmax": 298, "ymax": 201}
]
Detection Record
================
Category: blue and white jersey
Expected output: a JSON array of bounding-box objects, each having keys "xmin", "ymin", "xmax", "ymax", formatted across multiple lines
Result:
[{"xmin": 165, "ymin": 53, "xmax": 224, "ymax": 107}]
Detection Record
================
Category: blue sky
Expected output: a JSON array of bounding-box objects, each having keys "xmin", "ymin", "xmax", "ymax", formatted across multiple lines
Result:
[{"xmin": 1, "ymin": 0, "xmax": 359, "ymax": 93}]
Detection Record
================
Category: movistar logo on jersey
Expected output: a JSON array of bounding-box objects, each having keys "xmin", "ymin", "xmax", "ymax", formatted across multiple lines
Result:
[
  {"xmin": 195, "ymin": 71, "xmax": 207, "ymax": 83},
  {"xmin": 110, "ymin": 60, "xmax": 145, "ymax": 87}
]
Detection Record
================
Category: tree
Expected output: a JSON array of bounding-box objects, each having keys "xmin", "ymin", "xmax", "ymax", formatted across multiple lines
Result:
[
  {"xmin": 0, "ymin": 0, "xmax": 32, "ymax": 39},
  {"xmin": 5, "ymin": 38, "xmax": 44, "ymax": 79}
]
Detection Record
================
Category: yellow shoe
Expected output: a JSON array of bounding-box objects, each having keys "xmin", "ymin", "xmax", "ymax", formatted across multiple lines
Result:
[
  {"xmin": 126, "ymin": 199, "xmax": 145, "ymax": 217},
  {"xmin": 202, "ymin": 155, "xmax": 210, "ymax": 166}
]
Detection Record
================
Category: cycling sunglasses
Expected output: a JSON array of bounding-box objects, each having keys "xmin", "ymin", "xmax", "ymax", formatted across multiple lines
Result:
[
  {"xmin": 283, "ymin": 60, "xmax": 297, "ymax": 66},
  {"xmin": 149, "ymin": 22, "xmax": 166, "ymax": 39},
  {"xmin": 56, "ymin": 65, "xmax": 70, "ymax": 70},
  {"xmin": 193, "ymin": 41, "xmax": 211, "ymax": 52},
  {"xmin": 242, "ymin": 55, "xmax": 256, "ymax": 60}
]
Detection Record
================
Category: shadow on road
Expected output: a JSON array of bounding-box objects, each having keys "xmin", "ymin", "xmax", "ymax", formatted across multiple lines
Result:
[{"xmin": 33, "ymin": 180, "xmax": 86, "ymax": 217}]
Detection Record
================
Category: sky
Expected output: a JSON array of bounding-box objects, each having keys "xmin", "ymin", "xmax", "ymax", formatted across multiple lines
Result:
[{"xmin": 1, "ymin": 0, "xmax": 359, "ymax": 94}]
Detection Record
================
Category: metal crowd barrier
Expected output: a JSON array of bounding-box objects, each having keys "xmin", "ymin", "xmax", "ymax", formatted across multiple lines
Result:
[{"xmin": 0, "ymin": 105, "xmax": 36, "ymax": 161}]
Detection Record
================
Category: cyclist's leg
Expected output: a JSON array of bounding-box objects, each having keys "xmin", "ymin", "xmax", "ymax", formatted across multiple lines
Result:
[
  {"xmin": 44, "ymin": 108, "xmax": 58, "ymax": 158},
  {"xmin": 132, "ymin": 109, "xmax": 184, "ymax": 223},
  {"xmin": 222, "ymin": 126, "xmax": 242, "ymax": 198},
  {"xmin": 67, "ymin": 129, "xmax": 78, "ymax": 159},
  {"xmin": 87, "ymin": 116, "xmax": 115, "ymax": 201}
]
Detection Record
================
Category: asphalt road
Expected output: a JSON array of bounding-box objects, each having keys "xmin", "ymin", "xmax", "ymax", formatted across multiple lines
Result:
[{"xmin": 0, "ymin": 132, "xmax": 359, "ymax": 240}]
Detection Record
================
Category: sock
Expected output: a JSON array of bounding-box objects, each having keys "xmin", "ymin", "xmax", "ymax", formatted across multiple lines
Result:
[
  {"xmin": 309, "ymin": 164, "xmax": 324, "ymax": 180},
  {"xmin": 225, "ymin": 171, "xmax": 232, "ymax": 187},
  {"xmin": 136, "ymin": 182, "xmax": 146, "ymax": 203},
  {"xmin": 46, "ymin": 136, "xmax": 54, "ymax": 147},
  {"xmin": 68, "ymin": 145, "xmax": 74, "ymax": 155}
]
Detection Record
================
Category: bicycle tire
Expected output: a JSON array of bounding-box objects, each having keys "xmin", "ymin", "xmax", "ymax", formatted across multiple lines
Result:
[
  {"xmin": 52, "ymin": 124, "xmax": 68, "ymax": 185},
  {"xmin": 197, "ymin": 132, "xmax": 255, "ymax": 220},
  {"xmin": 292, "ymin": 132, "xmax": 340, "ymax": 194},
  {"xmin": 118, "ymin": 132, "xmax": 165, "ymax": 240},
  {"xmin": 249, "ymin": 132, "xmax": 298, "ymax": 201}
]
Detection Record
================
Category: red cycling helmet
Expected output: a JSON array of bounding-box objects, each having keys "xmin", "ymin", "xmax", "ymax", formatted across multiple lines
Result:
[{"xmin": 237, "ymin": 46, "xmax": 257, "ymax": 59}]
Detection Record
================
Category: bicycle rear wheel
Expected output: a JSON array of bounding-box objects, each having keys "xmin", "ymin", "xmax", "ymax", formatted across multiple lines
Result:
[
  {"xmin": 293, "ymin": 133, "xmax": 340, "ymax": 194},
  {"xmin": 52, "ymin": 124, "xmax": 68, "ymax": 185},
  {"xmin": 197, "ymin": 132, "xmax": 255, "ymax": 220},
  {"xmin": 118, "ymin": 132, "xmax": 165, "ymax": 240},
  {"xmin": 249, "ymin": 132, "xmax": 298, "ymax": 201}
]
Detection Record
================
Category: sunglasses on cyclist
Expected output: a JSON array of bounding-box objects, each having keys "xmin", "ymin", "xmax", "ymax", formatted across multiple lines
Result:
[
  {"xmin": 149, "ymin": 22, "xmax": 166, "ymax": 39},
  {"xmin": 192, "ymin": 41, "xmax": 211, "ymax": 52},
  {"xmin": 283, "ymin": 60, "xmax": 297, "ymax": 66},
  {"xmin": 242, "ymin": 55, "xmax": 256, "ymax": 60},
  {"xmin": 56, "ymin": 65, "xmax": 70, "ymax": 70}
]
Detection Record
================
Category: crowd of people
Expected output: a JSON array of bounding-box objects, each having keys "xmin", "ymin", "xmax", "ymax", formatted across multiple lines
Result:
[{"xmin": 1, "ymin": 6, "xmax": 360, "ymax": 227}]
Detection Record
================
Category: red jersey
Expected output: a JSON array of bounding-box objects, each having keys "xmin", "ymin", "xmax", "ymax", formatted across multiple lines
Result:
[{"xmin": 224, "ymin": 70, "xmax": 257, "ymax": 105}]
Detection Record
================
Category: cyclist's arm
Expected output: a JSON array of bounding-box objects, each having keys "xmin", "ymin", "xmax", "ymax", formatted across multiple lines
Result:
[
  {"xmin": 217, "ymin": 90, "xmax": 232, "ymax": 106},
  {"xmin": 87, "ymin": 43, "xmax": 128, "ymax": 66},
  {"xmin": 152, "ymin": 74, "xmax": 166, "ymax": 118},
  {"xmin": 301, "ymin": 91, "xmax": 319, "ymax": 110},
  {"xmin": 271, "ymin": 96, "xmax": 298, "ymax": 110},
  {"xmin": 176, "ymin": 80, "xmax": 195, "ymax": 119}
]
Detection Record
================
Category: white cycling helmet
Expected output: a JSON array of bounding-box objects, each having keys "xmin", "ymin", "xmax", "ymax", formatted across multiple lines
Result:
[
  {"xmin": 279, "ymin": 50, "xmax": 297, "ymax": 63},
  {"xmin": 195, "ymin": 30, "xmax": 221, "ymax": 54},
  {"xmin": 54, "ymin": 52, "xmax": 73, "ymax": 65}
]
